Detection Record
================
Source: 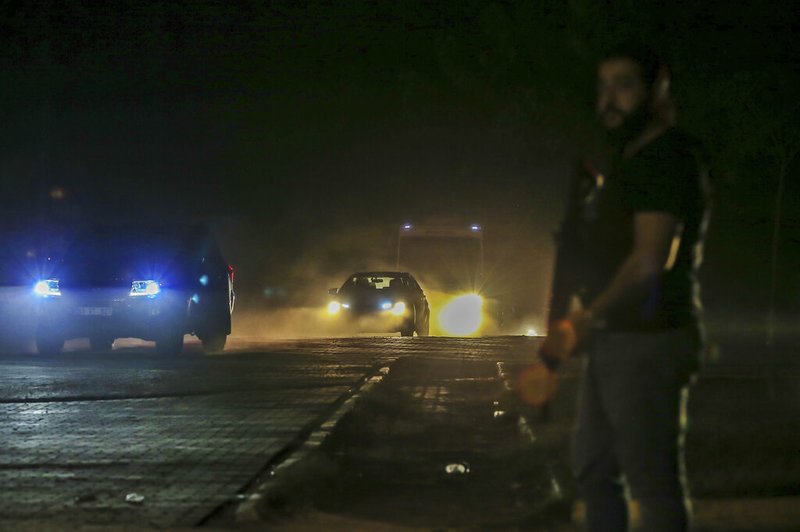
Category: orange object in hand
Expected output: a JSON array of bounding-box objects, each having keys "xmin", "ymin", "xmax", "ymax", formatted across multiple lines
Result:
[
  {"xmin": 518, "ymin": 361, "xmax": 559, "ymax": 406},
  {"xmin": 539, "ymin": 319, "xmax": 578, "ymax": 369}
]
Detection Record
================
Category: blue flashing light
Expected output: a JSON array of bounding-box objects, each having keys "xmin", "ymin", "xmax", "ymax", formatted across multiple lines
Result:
[
  {"xmin": 199, "ymin": 274, "xmax": 209, "ymax": 286},
  {"xmin": 130, "ymin": 280, "xmax": 161, "ymax": 298},
  {"xmin": 34, "ymin": 279, "xmax": 61, "ymax": 297}
]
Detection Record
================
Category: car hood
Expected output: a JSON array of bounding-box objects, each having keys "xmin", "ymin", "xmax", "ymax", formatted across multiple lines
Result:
[{"xmin": 56, "ymin": 259, "xmax": 190, "ymax": 289}]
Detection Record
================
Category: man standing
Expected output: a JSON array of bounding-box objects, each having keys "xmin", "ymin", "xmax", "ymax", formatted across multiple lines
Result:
[{"xmin": 540, "ymin": 43, "xmax": 711, "ymax": 531}]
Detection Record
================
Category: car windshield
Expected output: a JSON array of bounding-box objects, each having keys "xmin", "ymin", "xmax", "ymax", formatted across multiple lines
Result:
[
  {"xmin": 340, "ymin": 275, "xmax": 404, "ymax": 292},
  {"xmin": 67, "ymin": 230, "xmax": 191, "ymax": 266},
  {"xmin": 0, "ymin": 254, "xmax": 36, "ymax": 286},
  {"xmin": 61, "ymin": 225, "xmax": 215, "ymax": 286},
  {"xmin": 0, "ymin": 233, "xmax": 51, "ymax": 287}
]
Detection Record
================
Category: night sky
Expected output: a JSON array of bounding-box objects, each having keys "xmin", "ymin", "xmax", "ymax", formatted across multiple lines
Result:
[{"xmin": 2, "ymin": 1, "xmax": 799, "ymax": 322}]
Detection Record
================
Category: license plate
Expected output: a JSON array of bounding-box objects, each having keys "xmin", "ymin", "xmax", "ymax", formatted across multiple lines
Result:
[{"xmin": 77, "ymin": 307, "xmax": 113, "ymax": 316}]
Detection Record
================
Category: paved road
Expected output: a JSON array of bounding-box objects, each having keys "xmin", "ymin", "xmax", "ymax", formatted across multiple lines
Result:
[{"xmin": 0, "ymin": 335, "xmax": 542, "ymax": 530}]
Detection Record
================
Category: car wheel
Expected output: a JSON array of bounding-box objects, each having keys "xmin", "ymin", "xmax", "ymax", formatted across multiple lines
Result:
[
  {"xmin": 200, "ymin": 333, "xmax": 227, "ymax": 354},
  {"xmin": 417, "ymin": 314, "xmax": 430, "ymax": 336},
  {"xmin": 90, "ymin": 336, "xmax": 114, "ymax": 352},
  {"xmin": 400, "ymin": 314, "xmax": 415, "ymax": 337},
  {"xmin": 36, "ymin": 332, "xmax": 64, "ymax": 355},
  {"xmin": 155, "ymin": 331, "xmax": 184, "ymax": 355}
]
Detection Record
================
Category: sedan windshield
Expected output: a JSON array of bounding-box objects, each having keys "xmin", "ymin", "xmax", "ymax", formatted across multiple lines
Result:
[
  {"xmin": 340, "ymin": 275, "xmax": 404, "ymax": 292},
  {"xmin": 60, "ymin": 226, "xmax": 205, "ymax": 287}
]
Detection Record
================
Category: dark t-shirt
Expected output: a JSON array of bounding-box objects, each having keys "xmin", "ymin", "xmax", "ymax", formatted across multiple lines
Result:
[{"xmin": 552, "ymin": 128, "xmax": 710, "ymax": 332}]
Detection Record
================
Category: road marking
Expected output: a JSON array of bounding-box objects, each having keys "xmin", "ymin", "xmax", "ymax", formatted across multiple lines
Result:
[{"xmin": 215, "ymin": 360, "xmax": 397, "ymax": 524}]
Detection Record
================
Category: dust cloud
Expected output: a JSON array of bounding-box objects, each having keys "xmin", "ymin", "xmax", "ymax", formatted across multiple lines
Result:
[{"xmin": 224, "ymin": 210, "xmax": 556, "ymax": 340}]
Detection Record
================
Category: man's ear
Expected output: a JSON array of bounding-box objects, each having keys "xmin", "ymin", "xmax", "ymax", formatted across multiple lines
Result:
[
  {"xmin": 652, "ymin": 64, "xmax": 671, "ymax": 102},
  {"xmin": 649, "ymin": 64, "xmax": 675, "ymax": 126}
]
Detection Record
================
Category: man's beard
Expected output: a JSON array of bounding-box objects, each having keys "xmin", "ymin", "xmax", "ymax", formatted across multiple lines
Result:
[{"xmin": 604, "ymin": 103, "xmax": 650, "ymax": 150}]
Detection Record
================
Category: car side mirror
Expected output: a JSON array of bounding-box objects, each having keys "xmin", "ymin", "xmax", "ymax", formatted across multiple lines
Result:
[{"xmin": 328, "ymin": 288, "xmax": 338, "ymax": 295}]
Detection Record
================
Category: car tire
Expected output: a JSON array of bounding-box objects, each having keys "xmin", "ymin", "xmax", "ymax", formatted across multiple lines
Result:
[
  {"xmin": 200, "ymin": 333, "xmax": 227, "ymax": 354},
  {"xmin": 36, "ymin": 332, "xmax": 64, "ymax": 355},
  {"xmin": 416, "ymin": 314, "xmax": 430, "ymax": 336},
  {"xmin": 90, "ymin": 336, "xmax": 114, "ymax": 352},
  {"xmin": 400, "ymin": 313, "xmax": 415, "ymax": 337},
  {"xmin": 156, "ymin": 331, "xmax": 184, "ymax": 355}
]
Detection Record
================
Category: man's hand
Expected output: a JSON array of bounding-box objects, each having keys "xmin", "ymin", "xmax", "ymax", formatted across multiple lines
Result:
[
  {"xmin": 539, "ymin": 319, "xmax": 578, "ymax": 370},
  {"xmin": 568, "ymin": 308, "xmax": 595, "ymax": 346},
  {"xmin": 539, "ymin": 310, "xmax": 595, "ymax": 370}
]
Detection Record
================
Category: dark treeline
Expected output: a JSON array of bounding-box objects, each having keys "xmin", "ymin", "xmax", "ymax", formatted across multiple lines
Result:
[{"xmin": 0, "ymin": 1, "xmax": 797, "ymax": 314}]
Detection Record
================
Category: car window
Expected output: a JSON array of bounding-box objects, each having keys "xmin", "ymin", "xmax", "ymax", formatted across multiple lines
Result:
[
  {"xmin": 59, "ymin": 225, "xmax": 224, "ymax": 286},
  {"xmin": 0, "ymin": 247, "xmax": 57, "ymax": 286},
  {"xmin": 341, "ymin": 275, "xmax": 403, "ymax": 292},
  {"xmin": 0, "ymin": 256, "xmax": 19, "ymax": 286}
]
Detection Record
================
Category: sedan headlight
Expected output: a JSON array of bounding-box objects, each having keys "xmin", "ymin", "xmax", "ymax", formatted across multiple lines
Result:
[
  {"xmin": 34, "ymin": 279, "xmax": 61, "ymax": 297},
  {"xmin": 438, "ymin": 294, "xmax": 483, "ymax": 335},
  {"xmin": 327, "ymin": 301, "xmax": 341, "ymax": 314},
  {"xmin": 389, "ymin": 301, "xmax": 406, "ymax": 316},
  {"xmin": 130, "ymin": 280, "xmax": 161, "ymax": 298}
]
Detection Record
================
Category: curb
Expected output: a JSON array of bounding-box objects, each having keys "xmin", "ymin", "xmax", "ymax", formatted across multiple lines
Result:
[
  {"xmin": 693, "ymin": 496, "xmax": 800, "ymax": 530},
  {"xmin": 232, "ymin": 363, "xmax": 393, "ymax": 523},
  {"xmin": 570, "ymin": 497, "xmax": 800, "ymax": 530}
]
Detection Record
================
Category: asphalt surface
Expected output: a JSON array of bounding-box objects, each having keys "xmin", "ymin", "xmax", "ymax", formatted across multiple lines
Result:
[
  {"xmin": 238, "ymin": 344, "xmax": 578, "ymax": 531},
  {"xmin": 0, "ymin": 337, "xmax": 402, "ymax": 529},
  {"xmin": 1, "ymin": 335, "xmax": 799, "ymax": 531},
  {"xmin": 0, "ymin": 335, "xmax": 553, "ymax": 530}
]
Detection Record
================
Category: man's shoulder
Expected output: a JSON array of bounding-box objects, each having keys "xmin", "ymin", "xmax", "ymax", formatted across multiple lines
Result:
[
  {"xmin": 637, "ymin": 128, "xmax": 704, "ymax": 164},
  {"xmin": 622, "ymin": 129, "xmax": 702, "ymax": 184},
  {"xmin": 617, "ymin": 128, "xmax": 707, "ymax": 215}
]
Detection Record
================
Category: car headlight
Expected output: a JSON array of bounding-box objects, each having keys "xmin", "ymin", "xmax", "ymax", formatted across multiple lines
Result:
[
  {"xmin": 34, "ymin": 279, "xmax": 61, "ymax": 297},
  {"xmin": 130, "ymin": 280, "xmax": 161, "ymax": 298},
  {"xmin": 327, "ymin": 301, "xmax": 341, "ymax": 314},
  {"xmin": 438, "ymin": 294, "xmax": 483, "ymax": 335},
  {"xmin": 390, "ymin": 301, "xmax": 406, "ymax": 316}
]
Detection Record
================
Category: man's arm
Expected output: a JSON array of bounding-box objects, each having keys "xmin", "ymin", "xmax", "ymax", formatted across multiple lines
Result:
[
  {"xmin": 539, "ymin": 210, "xmax": 680, "ymax": 369},
  {"xmin": 548, "ymin": 219, "xmax": 582, "ymax": 321},
  {"xmin": 546, "ymin": 162, "xmax": 593, "ymax": 323},
  {"xmin": 580, "ymin": 211, "xmax": 680, "ymax": 327}
]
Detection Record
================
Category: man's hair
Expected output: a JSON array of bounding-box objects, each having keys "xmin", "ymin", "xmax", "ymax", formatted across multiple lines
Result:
[{"xmin": 600, "ymin": 40, "xmax": 668, "ymax": 87}]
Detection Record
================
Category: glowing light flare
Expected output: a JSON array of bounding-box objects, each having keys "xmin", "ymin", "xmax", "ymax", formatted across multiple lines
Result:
[
  {"xmin": 327, "ymin": 301, "xmax": 341, "ymax": 315},
  {"xmin": 437, "ymin": 294, "xmax": 483, "ymax": 336},
  {"xmin": 130, "ymin": 280, "xmax": 161, "ymax": 298},
  {"xmin": 389, "ymin": 301, "xmax": 406, "ymax": 316},
  {"xmin": 34, "ymin": 279, "xmax": 61, "ymax": 297},
  {"xmin": 526, "ymin": 329, "xmax": 538, "ymax": 337},
  {"xmin": 49, "ymin": 186, "xmax": 66, "ymax": 200}
]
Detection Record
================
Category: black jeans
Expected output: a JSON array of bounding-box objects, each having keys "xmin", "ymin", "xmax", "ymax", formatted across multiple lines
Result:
[{"xmin": 572, "ymin": 328, "xmax": 699, "ymax": 532}]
